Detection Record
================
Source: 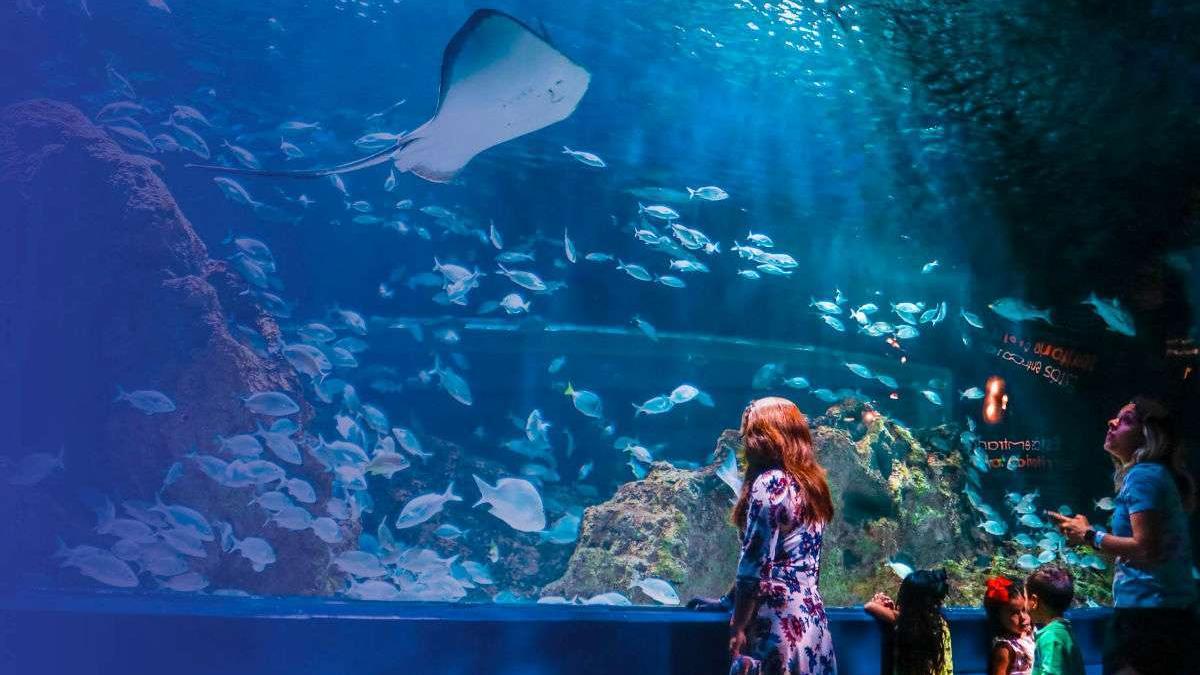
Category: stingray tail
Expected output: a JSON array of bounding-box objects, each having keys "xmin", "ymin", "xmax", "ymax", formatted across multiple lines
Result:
[{"xmin": 185, "ymin": 141, "xmax": 406, "ymax": 179}]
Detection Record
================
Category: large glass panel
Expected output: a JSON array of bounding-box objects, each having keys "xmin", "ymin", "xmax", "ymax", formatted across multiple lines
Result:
[{"xmin": 3, "ymin": 0, "xmax": 1198, "ymax": 610}]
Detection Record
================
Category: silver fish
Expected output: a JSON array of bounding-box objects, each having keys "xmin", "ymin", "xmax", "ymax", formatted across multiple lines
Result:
[
  {"xmin": 616, "ymin": 260, "xmax": 653, "ymax": 282},
  {"xmin": 630, "ymin": 574, "xmax": 679, "ymax": 606},
  {"xmin": 221, "ymin": 140, "xmax": 261, "ymax": 169},
  {"xmin": 1082, "ymin": 292, "xmax": 1135, "ymax": 336},
  {"xmin": 234, "ymin": 536, "xmax": 276, "ymax": 572},
  {"xmin": 960, "ymin": 308, "xmax": 984, "ymax": 329},
  {"xmin": 988, "ymin": 297, "xmax": 1052, "ymax": 324},
  {"xmin": 687, "ymin": 186, "xmax": 728, "ymax": 201},
  {"xmin": 333, "ymin": 551, "xmax": 386, "ymax": 578},
  {"xmin": 473, "ymin": 474, "xmax": 546, "ymax": 532},
  {"xmin": 496, "ymin": 263, "xmax": 547, "ymax": 291},
  {"xmin": 8, "ymin": 447, "xmax": 65, "ymax": 486},
  {"xmin": 394, "ymin": 483, "xmax": 461, "ymax": 529},
  {"xmin": 638, "ymin": 203, "xmax": 679, "ymax": 220},
  {"xmin": 114, "ymin": 387, "xmax": 175, "ymax": 415},
  {"xmin": 562, "ymin": 146, "xmax": 605, "ymax": 167},
  {"xmin": 633, "ymin": 395, "xmax": 674, "ymax": 416},
  {"xmin": 434, "ymin": 358, "xmax": 473, "ymax": 406},
  {"xmin": 539, "ymin": 513, "xmax": 581, "ymax": 544},
  {"xmin": 242, "ymin": 391, "xmax": 299, "ymax": 416}
]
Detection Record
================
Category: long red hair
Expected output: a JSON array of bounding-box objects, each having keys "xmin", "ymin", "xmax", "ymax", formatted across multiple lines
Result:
[{"xmin": 731, "ymin": 397, "xmax": 834, "ymax": 529}]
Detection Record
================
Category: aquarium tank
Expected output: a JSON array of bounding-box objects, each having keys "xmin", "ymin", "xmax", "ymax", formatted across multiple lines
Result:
[{"xmin": 2, "ymin": 0, "xmax": 1198, "ymax": 611}]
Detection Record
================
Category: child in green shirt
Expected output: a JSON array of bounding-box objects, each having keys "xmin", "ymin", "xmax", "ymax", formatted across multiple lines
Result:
[{"xmin": 1026, "ymin": 564, "xmax": 1085, "ymax": 675}]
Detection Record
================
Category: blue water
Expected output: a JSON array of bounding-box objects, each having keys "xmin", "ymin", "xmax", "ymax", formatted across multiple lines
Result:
[{"xmin": 2, "ymin": 0, "xmax": 1198, "ymax": 609}]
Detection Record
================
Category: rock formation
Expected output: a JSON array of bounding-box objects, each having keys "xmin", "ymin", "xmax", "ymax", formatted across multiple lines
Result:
[
  {"xmin": 539, "ymin": 400, "xmax": 1082, "ymax": 607},
  {"xmin": 811, "ymin": 401, "xmax": 979, "ymax": 605},
  {"xmin": 0, "ymin": 99, "xmax": 345, "ymax": 595},
  {"xmin": 541, "ymin": 431, "xmax": 742, "ymax": 604}
]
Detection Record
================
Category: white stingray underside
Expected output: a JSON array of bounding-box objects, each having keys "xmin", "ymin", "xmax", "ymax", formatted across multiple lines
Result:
[{"xmin": 393, "ymin": 11, "xmax": 591, "ymax": 182}]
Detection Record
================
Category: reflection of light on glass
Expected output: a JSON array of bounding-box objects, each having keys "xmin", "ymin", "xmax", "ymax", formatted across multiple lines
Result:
[
  {"xmin": 984, "ymin": 376, "xmax": 1007, "ymax": 424},
  {"xmin": 900, "ymin": 356, "xmax": 908, "ymax": 364}
]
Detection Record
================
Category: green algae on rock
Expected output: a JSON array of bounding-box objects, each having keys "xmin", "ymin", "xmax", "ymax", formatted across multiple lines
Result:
[
  {"xmin": 540, "ymin": 400, "xmax": 1113, "ymax": 608},
  {"xmin": 541, "ymin": 431, "xmax": 742, "ymax": 604}
]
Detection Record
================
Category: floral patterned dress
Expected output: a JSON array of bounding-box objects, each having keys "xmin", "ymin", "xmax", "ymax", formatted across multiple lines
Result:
[
  {"xmin": 733, "ymin": 469, "xmax": 837, "ymax": 674},
  {"xmin": 992, "ymin": 633, "xmax": 1035, "ymax": 675}
]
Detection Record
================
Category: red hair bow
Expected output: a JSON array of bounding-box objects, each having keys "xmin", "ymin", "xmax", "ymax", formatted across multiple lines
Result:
[{"xmin": 985, "ymin": 577, "xmax": 1012, "ymax": 604}]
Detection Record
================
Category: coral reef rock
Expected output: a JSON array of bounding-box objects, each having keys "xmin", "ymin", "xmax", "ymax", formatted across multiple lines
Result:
[
  {"xmin": 811, "ymin": 401, "xmax": 979, "ymax": 606},
  {"xmin": 0, "ymin": 99, "xmax": 349, "ymax": 596},
  {"xmin": 541, "ymin": 401, "xmax": 986, "ymax": 607},
  {"xmin": 541, "ymin": 430, "xmax": 742, "ymax": 604}
]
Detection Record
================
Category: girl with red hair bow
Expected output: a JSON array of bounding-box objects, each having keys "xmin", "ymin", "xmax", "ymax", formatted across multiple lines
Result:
[{"xmin": 983, "ymin": 576, "xmax": 1034, "ymax": 675}]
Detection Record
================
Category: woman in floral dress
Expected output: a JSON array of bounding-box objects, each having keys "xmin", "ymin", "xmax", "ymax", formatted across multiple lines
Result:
[{"xmin": 729, "ymin": 397, "xmax": 838, "ymax": 675}]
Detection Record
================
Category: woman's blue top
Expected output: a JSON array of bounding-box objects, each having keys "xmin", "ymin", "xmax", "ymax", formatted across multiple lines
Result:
[{"xmin": 1110, "ymin": 462, "xmax": 1197, "ymax": 608}]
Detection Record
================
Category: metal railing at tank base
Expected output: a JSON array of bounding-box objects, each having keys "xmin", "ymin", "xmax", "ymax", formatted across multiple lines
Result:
[{"xmin": 0, "ymin": 590, "xmax": 1109, "ymax": 675}]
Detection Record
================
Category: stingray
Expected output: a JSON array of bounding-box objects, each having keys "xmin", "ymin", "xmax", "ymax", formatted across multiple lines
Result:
[{"xmin": 188, "ymin": 9, "xmax": 590, "ymax": 183}]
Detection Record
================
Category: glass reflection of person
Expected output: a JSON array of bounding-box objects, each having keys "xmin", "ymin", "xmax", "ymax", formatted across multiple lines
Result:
[
  {"xmin": 726, "ymin": 397, "xmax": 838, "ymax": 675},
  {"xmin": 1047, "ymin": 397, "xmax": 1198, "ymax": 674}
]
